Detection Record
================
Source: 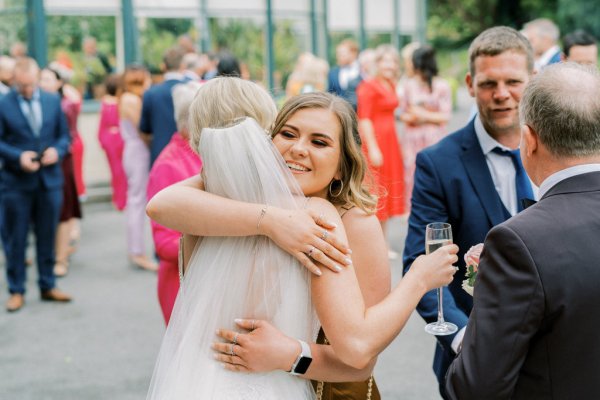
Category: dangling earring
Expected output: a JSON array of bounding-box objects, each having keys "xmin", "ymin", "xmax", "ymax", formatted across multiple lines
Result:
[{"xmin": 329, "ymin": 179, "xmax": 344, "ymax": 197}]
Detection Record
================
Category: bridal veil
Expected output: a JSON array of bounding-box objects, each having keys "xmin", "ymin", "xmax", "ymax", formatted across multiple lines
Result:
[{"xmin": 146, "ymin": 118, "xmax": 318, "ymax": 399}]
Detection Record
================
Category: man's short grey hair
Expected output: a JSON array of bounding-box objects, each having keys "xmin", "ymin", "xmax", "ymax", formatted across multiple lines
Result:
[
  {"xmin": 519, "ymin": 62, "xmax": 600, "ymax": 158},
  {"xmin": 172, "ymin": 81, "xmax": 203, "ymax": 132},
  {"xmin": 524, "ymin": 18, "xmax": 560, "ymax": 42}
]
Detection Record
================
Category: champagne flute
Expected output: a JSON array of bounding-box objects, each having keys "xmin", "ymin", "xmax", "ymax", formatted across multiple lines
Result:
[{"xmin": 424, "ymin": 222, "xmax": 458, "ymax": 336}]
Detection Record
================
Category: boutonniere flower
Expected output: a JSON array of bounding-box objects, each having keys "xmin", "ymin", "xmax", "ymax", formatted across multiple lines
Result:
[{"xmin": 462, "ymin": 243, "xmax": 483, "ymax": 296}]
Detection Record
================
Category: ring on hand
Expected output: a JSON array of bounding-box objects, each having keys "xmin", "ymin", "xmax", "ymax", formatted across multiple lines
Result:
[
  {"xmin": 250, "ymin": 320, "xmax": 256, "ymax": 330},
  {"xmin": 307, "ymin": 246, "xmax": 316, "ymax": 258},
  {"xmin": 232, "ymin": 333, "xmax": 239, "ymax": 346},
  {"xmin": 230, "ymin": 343, "xmax": 236, "ymax": 356},
  {"xmin": 320, "ymin": 230, "xmax": 329, "ymax": 241}
]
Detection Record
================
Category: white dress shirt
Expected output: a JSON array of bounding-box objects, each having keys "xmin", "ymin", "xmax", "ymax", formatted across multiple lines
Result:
[
  {"xmin": 338, "ymin": 61, "xmax": 360, "ymax": 91},
  {"xmin": 539, "ymin": 164, "xmax": 600, "ymax": 198},
  {"xmin": 535, "ymin": 45, "xmax": 561, "ymax": 71},
  {"xmin": 474, "ymin": 116, "xmax": 539, "ymax": 216}
]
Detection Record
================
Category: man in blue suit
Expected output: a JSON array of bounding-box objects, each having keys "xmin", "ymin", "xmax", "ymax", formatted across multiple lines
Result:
[
  {"xmin": 328, "ymin": 39, "xmax": 360, "ymax": 110},
  {"xmin": 0, "ymin": 57, "xmax": 72, "ymax": 312},
  {"xmin": 402, "ymin": 27, "xmax": 535, "ymax": 398},
  {"xmin": 140, "ymin": 47, "xmax": 186, "ymax": 165},
  {"xmin": 523, "ymin": 18, "xmax": 561, "ymax": 71}
]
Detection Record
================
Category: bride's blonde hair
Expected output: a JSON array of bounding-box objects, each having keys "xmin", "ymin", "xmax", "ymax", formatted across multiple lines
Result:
[{"xmin": 188, "ymin": 77, "xmax": 277, "ymax": 153}]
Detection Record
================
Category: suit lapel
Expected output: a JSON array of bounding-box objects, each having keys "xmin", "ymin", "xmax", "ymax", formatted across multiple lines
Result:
[
  {"xmin": 459, "ymin": 120, "xmax": 508, "ymax": 226},
  {"xmin": 38, "ymin": 92, "xmax": 49, "ymax": 137}
]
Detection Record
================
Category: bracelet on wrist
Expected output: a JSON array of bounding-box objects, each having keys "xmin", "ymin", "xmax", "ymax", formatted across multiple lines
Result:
[{"xmin": 256, "ymin": 204, "xmax": 269, "ymax": 232}]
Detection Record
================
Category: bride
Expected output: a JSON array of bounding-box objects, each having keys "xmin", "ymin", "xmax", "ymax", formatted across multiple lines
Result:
[
  {"xmin": 146, "ymin": 78, "xmax": 457, "ymax": 399},
  {"xmin": 146, "ymin": 78, "xmax": 319, "ymax": 399}
]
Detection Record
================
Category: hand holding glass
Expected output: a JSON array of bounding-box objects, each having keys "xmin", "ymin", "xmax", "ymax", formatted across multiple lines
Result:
[{"xmin": 424, "ymin": 222, "xmax": 458, "ymax": 336}]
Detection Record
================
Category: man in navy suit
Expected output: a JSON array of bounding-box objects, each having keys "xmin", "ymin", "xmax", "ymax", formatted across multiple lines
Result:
[
  {"xmin": 523, "ymin": 18, "xmax": 562, "ymax": 71},
  {"xmin": 327, "ymin": 39, "xmax": 360, "ymax": 110},
  {"xmin": 402, "ymin": 27, "xmax": 535, "ymax": 398},
  {"xmin": 140, "ymin": 47, "xmax": 186, "ymax": 165},
  {"xmin": 0, "ymin": 57, "xmax": 72, "ymax": 312},
  {"xmin": 447, "ymin": 62, "xmax": 600, "ymax": 400}
]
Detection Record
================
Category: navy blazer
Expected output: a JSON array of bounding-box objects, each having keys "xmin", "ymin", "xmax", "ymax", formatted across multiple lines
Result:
[
  {"xmin": 327, "ymin": 67, "xmax": 360, "ymax": 110},
  {"xmin": 0, "ymin": 89, "xmax": 70, "ymax": 190},
  {"xmin": 140, "ymin": 78, "xmax": 186, "ymax": 164},
  {"xmin": 403, "ymin": 118, "xmax": 511, "ymax": 381}
]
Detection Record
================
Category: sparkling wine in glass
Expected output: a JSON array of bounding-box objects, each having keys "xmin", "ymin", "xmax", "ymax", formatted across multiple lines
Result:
[{"xmin": 424, "ymin": 222, "xmax": 458, "ymax": 336}]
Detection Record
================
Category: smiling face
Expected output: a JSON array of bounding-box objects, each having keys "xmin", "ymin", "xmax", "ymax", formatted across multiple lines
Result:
[
  {"xmin": 39, "ymin": 69, "xmax": 61, "ymax": 93},
  {"xmin": 466, "ymin": 51, "xmax": 531, "ymax": 140},
  {"xmin": 376, "ymin": 52, "xmax": 399, "ymax": 81},
  {"xmin": 272, "ymin": 107, "xmax": 342, "ymax": 199}
]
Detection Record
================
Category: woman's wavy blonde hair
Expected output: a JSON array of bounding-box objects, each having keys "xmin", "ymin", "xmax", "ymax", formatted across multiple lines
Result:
[
  {"xmin": 271, "ymin": 92, "xmax": 377, "ymax": 214},
  {"xmin": 188, "ymin": 77, "xmax": 277, "ymax": 153}
]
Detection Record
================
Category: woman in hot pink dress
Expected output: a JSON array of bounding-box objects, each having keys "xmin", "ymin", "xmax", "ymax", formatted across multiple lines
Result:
[
  {"xmin": 147, "ymin": 82, "xmax": 202, "ymax": 324},
  {"xmin": 98, "ymin": 74, "xmax": 127, "ymax": 211},
  {"xmin": 399, "ymin": 45, "xmax": 451, "ymax": 206}
]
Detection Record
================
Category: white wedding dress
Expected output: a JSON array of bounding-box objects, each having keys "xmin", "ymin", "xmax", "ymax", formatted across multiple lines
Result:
[{"xmin": 146, "ymin": 118, "xmax": 318, "ymax": 400}]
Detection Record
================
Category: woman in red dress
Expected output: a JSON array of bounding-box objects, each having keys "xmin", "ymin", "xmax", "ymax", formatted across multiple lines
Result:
[{"xmin": 357, "ymin": 45, "xmax": 405, "ymax": 256}]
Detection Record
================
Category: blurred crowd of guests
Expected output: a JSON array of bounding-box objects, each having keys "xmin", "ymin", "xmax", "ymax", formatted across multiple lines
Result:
[{"xmin": 0, "ymin": 19, "xmax": 596, "ymax": 317}]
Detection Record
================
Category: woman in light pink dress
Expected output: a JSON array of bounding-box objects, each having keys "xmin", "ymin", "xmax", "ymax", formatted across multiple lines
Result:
[
  {"xmin": 119, "ymin": 65, "xmax": 157, "ymax": 271},
  {"xmin": 399, "ymin": 45, "xmax": 452, "ymax": 206},
  {"xmin": 98, "ymin": 74, "xmax": 127, "ymax": 211}
]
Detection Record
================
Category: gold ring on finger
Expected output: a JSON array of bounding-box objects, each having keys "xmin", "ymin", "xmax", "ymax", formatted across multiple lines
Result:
[
  {"xmin": 230, "ymin": 343, "xmax": 236, "ymax": 356},
  {"xmin": 320, "ymin": 230, "xmax": 328, "ymax": 241},
  {"xmin": 232, "ymin": 333, "xmax": 239, "ymax": 346},
  {"xmin": 307, "ymin": 246, "xmax": 316, "ymax": 258}
]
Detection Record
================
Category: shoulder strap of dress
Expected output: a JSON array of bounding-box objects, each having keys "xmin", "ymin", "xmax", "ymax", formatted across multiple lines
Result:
[{"xmin": 339, "ymin": 204, "xmax": 355, "ymax": 218}]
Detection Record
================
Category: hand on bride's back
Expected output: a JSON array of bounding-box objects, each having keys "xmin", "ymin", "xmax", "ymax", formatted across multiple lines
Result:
[
  {"xmin": 409, "ymin": 244, "xmax": 459, "ymax": 292},
  {"xmin": 259, "ymin": 206, "xmax": 352, "ymax": 275}
]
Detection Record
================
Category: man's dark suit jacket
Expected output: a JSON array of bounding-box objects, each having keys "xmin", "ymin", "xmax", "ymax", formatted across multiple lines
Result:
[
  {"xmin": 140, "ymin": 78, "xmax": 184, "ymax": 165},
  {"xmin": 403, "ymin": 118, "xmax": 512, "ymax": 385},
  {"xmin": 0, "ymin": 90, "xmax": 69, "ymax": 190},
  {"xmin": 327, "ymin": 66, "xmax": 360, "ymax": 110},
  {"xmin": 446, "ymin": 171, "xmax": 600, "ymax": 399}
]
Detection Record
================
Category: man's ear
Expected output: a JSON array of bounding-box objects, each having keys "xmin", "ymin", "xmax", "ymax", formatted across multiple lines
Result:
[
  {"xmin": 465, "ymin": 72, "xmax": 475, "ymax": 97},
  {"xmin": 522, "ymin": 124, "xmax": 538, "ymax": 156}
]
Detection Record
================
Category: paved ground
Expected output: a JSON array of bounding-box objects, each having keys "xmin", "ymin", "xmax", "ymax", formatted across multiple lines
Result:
[{"xmin": 0, "ymin": 89, "xmax": 474, "ymax": 399}]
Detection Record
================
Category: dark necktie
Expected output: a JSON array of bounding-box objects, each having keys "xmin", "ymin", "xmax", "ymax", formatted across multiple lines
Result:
[
  {"xmin": 492, "ymin": 147, "xmax": 534, "ymax": 212},
  {"xmin": 24, "ymin": 99, "xmax": 40, "ymax": 137}
]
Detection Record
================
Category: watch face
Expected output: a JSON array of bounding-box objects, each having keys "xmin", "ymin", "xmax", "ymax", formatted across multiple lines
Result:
[{"xmin": 294, "ymin": 356, "xmax": 312, "ymax": 374}]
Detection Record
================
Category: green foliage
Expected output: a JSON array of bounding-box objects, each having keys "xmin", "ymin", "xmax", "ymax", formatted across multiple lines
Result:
[
  {"xmin": 557, "ymin": 0, "xmax": 600, "ymax": 39},
  {"xmin": 209, "ymin": 18, "xmax": 304, "ymax": 94},
  {"xmin": 210, "ymin": 18, "xmax": 265, "ymax": 80},
  {"xmin": 140, "ymin": 18, "xmax": 194, "ymax": 73}
]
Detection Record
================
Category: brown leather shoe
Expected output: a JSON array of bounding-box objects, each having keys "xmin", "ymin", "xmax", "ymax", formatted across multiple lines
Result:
[
  {"xmin": 40, "ymin": 288, "xmax": 72, "ymax": 302},
  {"xmin": 6, "ymin": 294, "xmax": 24, "ymax": 312}
]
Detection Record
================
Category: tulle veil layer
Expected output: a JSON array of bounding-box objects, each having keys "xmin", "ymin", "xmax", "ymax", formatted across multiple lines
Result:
[{"xmin": 146, "ymin": 118, "xmax": 318, "ymax": 400}]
